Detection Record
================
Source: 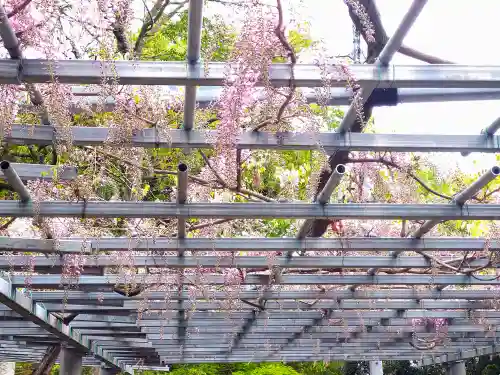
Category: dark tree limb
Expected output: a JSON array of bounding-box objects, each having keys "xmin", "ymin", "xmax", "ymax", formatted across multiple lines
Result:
[
  {"xmin": 134, "ymin": 0, "xmax": 172, "ymax": 56},
  {"xmin": 7, "ymin": 0, "xmax": 32, "ymax": 18}
]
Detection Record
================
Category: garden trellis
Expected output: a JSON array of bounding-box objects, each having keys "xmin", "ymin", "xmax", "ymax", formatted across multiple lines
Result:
[{"xmin": 1, "ymin": 0, "xmax": 500, "ymax": 374}]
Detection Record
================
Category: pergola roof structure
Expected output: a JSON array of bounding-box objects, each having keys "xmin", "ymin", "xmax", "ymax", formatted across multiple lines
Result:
[{"xmin": 1, "ymin": 0, "xmax": 500, "ymax": 373}]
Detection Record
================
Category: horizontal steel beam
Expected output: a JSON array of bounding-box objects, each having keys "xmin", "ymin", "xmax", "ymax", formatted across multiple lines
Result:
[
  {"xmin": 95, "ymin": 310, "xmax": 500, "ymax": 319},
  {"xmin": 0, "ymin": 201, "xmax": 498, "ymax": 220},
  {"xmin": 0, "ymin": 236, "xmax": 493, "ymax": 253},
  {"xmin": 1, "ymin": 255, "xmax": 488, "ymax": 270},
  {"xmin": 68, "ymin": 86, "xmax": 500, "ymax": 106},
  {"xmin": 39, "ymin": 299, "xmax": 496, "ymax": 312},
  {"xmin": 160, "ymin": 356, "xmax": 428, "ymax": 363},
  {"xmin": 12, "ymin": 274, "xmax": 500, "ymax": 286},
  {"xmin": 28, "ymin": 288, "xmax": 500, "ymax": 301},
  {"xmin": 0, "ymin": 163, "xmax": 77, "ymax": 181},
  {"xmin": 4, "ymin": 60, "xmax": 500, "ymax": 88},
  {"xmin": 5, "ymin": 124, "xmax": 500, "ymax": 153}
]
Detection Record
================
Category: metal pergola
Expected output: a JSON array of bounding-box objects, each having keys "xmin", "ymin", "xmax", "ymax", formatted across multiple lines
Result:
[{"xmin": 0, "ymin": 0, "xmax": 499, "ymax": 374}]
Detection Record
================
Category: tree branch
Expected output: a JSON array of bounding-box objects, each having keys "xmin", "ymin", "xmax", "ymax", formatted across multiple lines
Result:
[
  {"xmin": 198, "ymin": 149, "xmax": 274, "ymax": 202},
  {"xmin": 134, "ymin": 0, "xmax": 172, "ymax": 57},
  {"xmin": 7, "ymin": 0, "xmax": 32, "ymax": 18},
  {"xmin": 346, "ymin": 157, "xmax": 453, "ymax": 201},
  {"xmin": 398, "ymin": 45, "xmax": 454, "ymax": 64},
  {"xmin": 84, "ymin": 146, "xmax": 273, "ymax": 202}
]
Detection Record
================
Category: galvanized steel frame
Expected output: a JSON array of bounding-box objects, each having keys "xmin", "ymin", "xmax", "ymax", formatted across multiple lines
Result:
[{"xmin": 0, "ymin": 0, "xmax": 499, "ymax": 369}]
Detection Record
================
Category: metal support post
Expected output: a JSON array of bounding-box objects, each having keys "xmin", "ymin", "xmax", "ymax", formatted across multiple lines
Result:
[
  {"xmin": 99, "ymin": 367, "xmax": 118, "ymax": 375},
  {"xmin": 59, "ymin": 347, "xmax": 83, "ymax": 375},
  {"xmin": 183, "ymin": 0, "xmax": 203, "ymax": 131},
  {"xmin": 369, "ymin": 360, "xmax": 383, "ymax": 375},
  {"xmin": 1, "ymin": 161, "xmax": 31, "ymax": 202},
  {"xmin": 316, "ymin": 164, "xmax": 346, "ymax": 205},
  {"xmin": 447, "ymin": 361, "xmax": 466, "ymax": 375},
  {"xmin": 176, "ymin": 163, "xmax": 188, "ymax": 357},
  {"xmin": 177, "ymin": 163, "xmax": 188, "ymax": 241}
]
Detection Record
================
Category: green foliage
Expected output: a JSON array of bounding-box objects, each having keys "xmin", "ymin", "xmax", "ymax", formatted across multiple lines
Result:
[
  {"xmin": 244, "ymin": 363, "xmax": 301, "ymax": 375},
  {"xmin": 15, "ymin": 363, "xmax": 94, "ymax": 375},
  {"xmin": 481, "ymin": 364, "xmax": 500, "ymax": 375},
  {"xmin": 290, "ymin": 361, "xmax": 343, "ymax": 375},
  {"xmin": 135, "ymin": 12, "xmax": 235, "ymax": 62}
]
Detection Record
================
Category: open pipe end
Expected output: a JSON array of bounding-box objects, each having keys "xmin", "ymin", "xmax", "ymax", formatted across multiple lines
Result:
[
  {"xmin": 178, "ymin": 163, "xmax": 188, "ymax": 172},
  {"xmin": 0, "ymin": 161, "xmax": 10, "ymax": 170},
  {"xmin": 335, "ymin": 164, "xmax": 347, "ymax": 175},
  {"xmin": 491, "ymin": 166, "xmax": 500, "ymax": 176}
]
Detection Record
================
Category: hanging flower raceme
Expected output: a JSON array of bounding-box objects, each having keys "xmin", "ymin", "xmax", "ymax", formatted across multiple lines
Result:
[{"xmin": 215, "ymin": 3, "xmax": 283, "ymax": 185}]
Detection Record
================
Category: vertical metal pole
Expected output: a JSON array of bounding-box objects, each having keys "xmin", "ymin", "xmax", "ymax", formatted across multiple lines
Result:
[
  {"xmin": 177, "ymin": 163, "xmax": 188, "ymax": 359},
  {"xmin": 177, "ymin": 163, "xmax": 188, "ymax": 241},
  {"xmin": 99, "ymin": 367, "xmax": 117, "ymax": 375},
  {"xmin": 369, "ymin": 360, "xmax": 383, "ymax": 375},
  {"xmin": 59, "ymin": 348, "xmax": 82, "ymax": 375},
  {"xmin": 447, "ymin": 361, "xmax": 466, "ymax": 375},
  {"xmin": 183, "ymin": 0, "xmax": 204, "ymax": 131}
]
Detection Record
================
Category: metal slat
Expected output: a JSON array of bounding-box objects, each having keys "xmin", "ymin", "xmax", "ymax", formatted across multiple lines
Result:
[
  {"xmin": 0, "ymin": 201, "xmax": 499, "ymax": 219},
  {"xmin": 4, "ymin": 60, "xmax": 500, "ymax": 88},
  {"xmin": 5, "ymin": 125, "xmax": 500, "ymax": 153},
  {"xmin": 0, "ymin": 163, "xmax": 77, "ymax": 181},
  {"xmin": 0, "ymin": 255, "xmax": 492, "ymax": 271},
  {"xmin": 26, "ymin": 289, "xmax": 500, "ymax": 301},
  {"xmin": 0, "ymin": 236, "xmax": 493, "ymax": 253},
  {"xmin": 12, "ymin": 274, "xmax": 500, "ymax": 287}
]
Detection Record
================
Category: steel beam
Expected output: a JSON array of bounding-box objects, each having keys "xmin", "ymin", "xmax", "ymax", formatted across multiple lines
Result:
[
  {"xmin": 2, "ymin": 255, "xmax": 490, "ymax": 270},
  {"xmin": 68, "ymin": 86, "xmax": 500, "ymax": 110},
  {"xmin": 0, "ymin": 201, "xmax": 498, "ymax": 220},
  {"xmin": 4, "ymin": 124, "xmax": 500, "ymax": 153},
  {"xmin": 0, "ymin": 236, "xmax": 493, "ymax": 253},
  {"xmin": 28, "ymin": 288, "xmax": 500, "ymax": 302},
  {"xmin": 0, "ymin": 276, "xmax": 132, "ymax": 373},
  {"xmin": 0, "ymin": 163, "xmax": 77, "ymax": 181},
  {"xmin": 4, "ymin": 60, "xmax": 500, "ymax": 88},
  {"xmin": 12, "ymin": 274, "xmax": 500, "ymax": 287}
]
